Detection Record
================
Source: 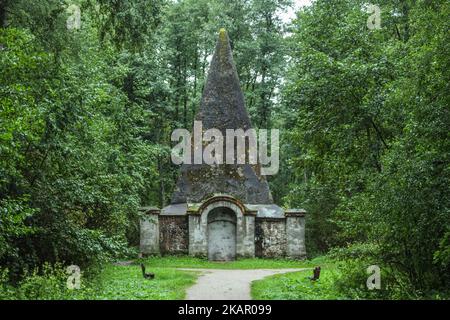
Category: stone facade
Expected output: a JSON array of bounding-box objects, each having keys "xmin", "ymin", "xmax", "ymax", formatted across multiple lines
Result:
[
  {"xmin": 140, "ymin": 195, "xmax": 306, "ymax": 260},
  {"xmin": 285, "ymin": 210, "xmax": 307, "ymax": 259},
  {"xmin": 159, "ymin": 216, "xmax": 189, "ymax": 254},
  {"xmin": 139, "ymin": 207, "xmax": 160, "ymax": 256},
  {"xmin": 186, "ymin": 197, "xmax": 256, "ymax": 259},
  {"xmin": 139, "ymin": 30, "xmax": 306, "ymax": 260},
  {"xmin": 255, "ymin": 218, "xmax": 286, "ymax": 258}
]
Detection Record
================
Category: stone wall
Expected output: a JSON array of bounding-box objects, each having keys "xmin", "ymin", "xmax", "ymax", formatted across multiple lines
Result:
[
  {"xmin": 255, "ymin": 218, "xmax": 286, "ymax": 258},
  {"xmin": 159, "ymin": 216, "xmax": 189, "ymax": 254},
  {"xmin": 188, "ymin": 214, "xmax": 205, "ymax": 257},
  {"xmin": 239, "ymin": 215, "xmax": 256, "ymax": 258},
  {"xmin": 285, "ymin": 212, "xmax": 306, "ymax": 259},
  {"xmin": 140, "ymin": 202, "xmax": 306, "ymax": 260},
  {"xmin": 140, "ymin": 212, "xmax": 160, "ymax": 255}
]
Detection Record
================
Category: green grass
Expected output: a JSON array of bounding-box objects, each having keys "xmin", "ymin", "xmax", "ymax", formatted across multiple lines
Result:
[
  {"xmin": 8, "ymin": 256, "xmax": 445, "ymax": 300},
  {"xmin": 86, "ymin": 256, "xmax": 326, "ymax": 300},
  {"xmin": 251, "ymin": 257, "xmax": 346, "ymax": 300},
  {"xmin": 90, "ymin": 264, "xmax": 197, "ymax": 300},
  {"xmin": 2, "ymin": 256, "xmax": 339, "ymax": 300},
  {"xmin": 137, "ymin": 255, "xmax": 323, "ymax": 269},
  {"xmin": 1, "ymin": 262, "xmax": 198, "ymax": 300},
  {"xmin": 3, "ymin": 256, "xmax": 337, "ymax": 300},
  {"xmin": 87, "ymin": 256, "xmax": 322, "ymax": 300}
]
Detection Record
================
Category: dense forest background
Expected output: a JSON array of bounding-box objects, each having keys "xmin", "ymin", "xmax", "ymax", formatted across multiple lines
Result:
[{"xmin": 0, "ymin": 0, "xmax": 449, "ymax": 299}]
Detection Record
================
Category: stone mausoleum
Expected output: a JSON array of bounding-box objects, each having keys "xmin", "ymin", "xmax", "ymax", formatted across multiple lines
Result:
[{"xmin": 140, "ymin": 29, "xmax": 306, "ymax": 261}]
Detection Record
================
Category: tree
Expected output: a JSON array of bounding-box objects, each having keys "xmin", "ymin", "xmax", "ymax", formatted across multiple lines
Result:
[{"xmin": 282, "ymin": 0, "xmax": 450, "ymax": 295}]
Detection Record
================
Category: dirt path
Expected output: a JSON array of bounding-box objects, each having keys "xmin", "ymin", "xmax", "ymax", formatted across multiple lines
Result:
[{"xmin": 179, "ymin": 268, "xmax": 307, "ymax": 300}]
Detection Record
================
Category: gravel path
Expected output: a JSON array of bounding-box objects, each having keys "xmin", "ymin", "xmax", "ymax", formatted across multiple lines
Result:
[{"xmin": 179, "ymin": 268, "xmax": 307, "ymax": 300}]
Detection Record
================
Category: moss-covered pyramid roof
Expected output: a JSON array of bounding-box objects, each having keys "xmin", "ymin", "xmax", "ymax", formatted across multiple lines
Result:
[{"xmin": 171, "ymin": 29, "xmax": 273, "ymax": 205}]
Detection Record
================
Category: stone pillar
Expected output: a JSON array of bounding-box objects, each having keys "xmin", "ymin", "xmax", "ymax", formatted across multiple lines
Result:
[
  {"xmin": 285, "ymin": 209, "xmax": 307, "ymax": 259},
  {"xmin": 188, "ymin": 213, "xmax": 206, "ymax": 257},
  {"xmin": 139, "ymin": 207, "xmax": 160, "ymax": 256},
  {"xmin": 239, "ymin": 213, "xmax": 256, "ymax": 258}
]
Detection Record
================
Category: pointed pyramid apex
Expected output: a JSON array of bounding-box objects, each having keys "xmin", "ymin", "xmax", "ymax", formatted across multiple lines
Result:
[
  {"xmin": 196, "ymin": 28, "xmax": 247, "ymax": 131},
  {"xmin": 219, "ymin": 28, "xmax": 227, "ymax": 41},
  {"xmin": 170, "ymin": 30, "xmax": 274, "ymax": 205},
  {"xmin": 212, "ymin": 29, "xmax": 233, "ymax": 66}
]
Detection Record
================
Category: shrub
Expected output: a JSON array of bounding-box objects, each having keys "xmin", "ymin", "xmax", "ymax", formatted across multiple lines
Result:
[{"xmin": 14, "ymin": 263, "xmax": 98, "ymax": 300}]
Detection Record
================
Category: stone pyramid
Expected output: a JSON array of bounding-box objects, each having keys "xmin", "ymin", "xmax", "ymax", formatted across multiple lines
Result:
[{"xmin": 170, "ymin": 29, "xmax": 273, "ymax": 205}]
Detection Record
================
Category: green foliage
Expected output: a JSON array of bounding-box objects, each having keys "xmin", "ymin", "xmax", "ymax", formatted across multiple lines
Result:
[
  {"xmin": 251, "ymin": 257, "xmax": 345, "ymax": 300},
  {"xmin": 252, "ymin": 269, "xmax": 343, "ymax": 300},
  {"xmin": 0, "ymin": 263, "xmax": 98, "ymax": 300},
  {"xmin": 282, "ymin": 0, "xmax": 450, "ymax": 297},
  {"xmin": 434, "ymin": 232, "xmax": 450, "ymax": 268},
  {"xmin": 0, "ymin": 198, "xmax": 36, "ymax": 259},
  {"xmin": 15, "ymin": 263, "xmax": 83, "ymax": 300},
  {"xmin": 0, "ymin": 0, "xmax": 294, "ymax": 286},
  {"xmin": 92, "ymin": 0, "xmax": 164, "ymax": 50},
  {"xmin": 94, "ymin": 264, "xmax": 196, "ymax": 300},
  {"xmin": 0, "ymin": 4, "xmax": 162, "ymax": 280},
  {"xmin": 0, "ymin": 268, "xmax": 17, "ymax": 300},
  {"xmin": 1, "ymin": 0, "xmax": 448, "ymax": 300},
  {"xmin": 0, "ymin": 262, "xmax": 197, "ymax": 300}
]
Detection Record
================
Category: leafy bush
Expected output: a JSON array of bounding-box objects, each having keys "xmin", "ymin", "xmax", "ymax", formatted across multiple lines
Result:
[
  {"xmin": 329, "ymin": 244, "xmax": 449, "ymax": 299},
  {"xmin": 1, "ymin": 263, "xmax": 99, "ymax": 300},
  {"xmin": 57, "ymin": 227, "xmax": 134, "ymax": 265},
  {"xmin": 0, "ymin": 268, "xmax": 17, "ymax": 300},
  {"xmin": 0, "ymin": 197, "xmax": 38, "ymax": 282},
  {"xmin": 0, "ymin": 24, "xmax": 157, "ymax": 282}
]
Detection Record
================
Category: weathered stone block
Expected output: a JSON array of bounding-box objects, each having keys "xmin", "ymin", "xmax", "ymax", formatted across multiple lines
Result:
[
  {"xmin": 139, "ymin": 209, "xmax": 160, "ymax": 255},
  {"xmin": 159, "ymin": 216, "xmax": 188, "ymax": 254},
  {"xmin": 240, "ymin": 215, "xmax": 255, "ymax": 258},
  {"xmin": 255, "ymin": 218, "xmax": 287, "ymax": 258},
  {"xmin": 285, "ymin": 210, "xmax": 306, "ymax": 259},
  {"xmin": 188, "ymin": 214, "xmax": 206, "ymax": 257}
]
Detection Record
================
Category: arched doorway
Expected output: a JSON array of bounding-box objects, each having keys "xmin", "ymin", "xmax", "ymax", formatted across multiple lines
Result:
[{"xmin": 207, "ymin": 207, "xmax": 237, "ymax": 261}]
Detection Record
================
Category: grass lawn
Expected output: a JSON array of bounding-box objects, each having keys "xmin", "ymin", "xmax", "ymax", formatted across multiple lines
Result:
[
  {"xmin": 73, "ymin": 256, "xmax": 335, "ymax": 300},
  {"xmin": 87, "ymin": 264, "xmax": 197, "ymax": 300},
  {"xmin": 251, "ymin": 257, "xmax": 346, "ymax": 300}
]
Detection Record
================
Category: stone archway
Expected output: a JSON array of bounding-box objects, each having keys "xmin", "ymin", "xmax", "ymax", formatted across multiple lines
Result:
[
  {"xmin": 207, "ymin": 207, "xmax": 237, "ymax": 261},
  {"xmin": 188, "ymin": 195, "xmax": 255, "ymax": 259}
]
